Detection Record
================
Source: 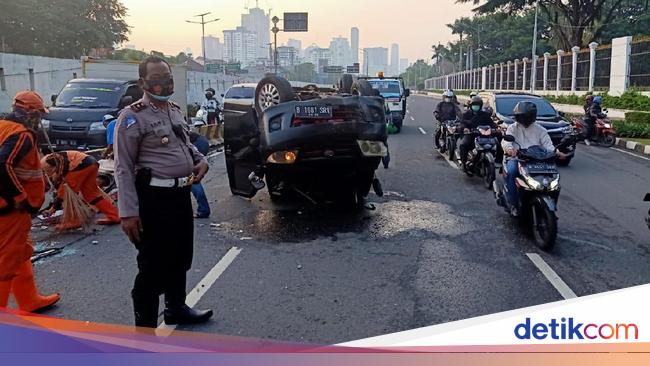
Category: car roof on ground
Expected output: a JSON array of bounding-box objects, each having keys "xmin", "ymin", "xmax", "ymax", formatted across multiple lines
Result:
[
  {"xmin": 478, "ymin": 91, "xmax": 543, "ymax": 98},
  {"xmin": 68, "ymin": 78, "xmax": 136, "ymax": 85},
  {"xmin": 228, "ymin": 83, "xmax": 258, "ymax": 88}
]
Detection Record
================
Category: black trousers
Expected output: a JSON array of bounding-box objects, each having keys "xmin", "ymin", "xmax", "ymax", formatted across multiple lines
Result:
[
  {"xmin": 132, "ymin": 185, "xmax": 194, "ymax": 327},
  {"xmin": 458, "ymin": 135, "xmax": 474, "ymax": 164}
]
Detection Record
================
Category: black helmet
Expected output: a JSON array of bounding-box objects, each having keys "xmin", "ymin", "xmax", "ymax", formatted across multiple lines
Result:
[
  {"xmin": 513, "ymin": 101, "xmax": 537, "ymax": 127},
  {"xmin": 469, "ymin": 96, "xmax": 483, "ymax": 111},
  {"xmin": 205, "ymin": 88, "xmax": 216, "ymax": 94}
]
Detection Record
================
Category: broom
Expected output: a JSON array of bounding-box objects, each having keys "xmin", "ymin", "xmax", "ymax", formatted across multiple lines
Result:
[{"xmin": 59, "ymin": 182, "xmax": 96, "ymax": 231}]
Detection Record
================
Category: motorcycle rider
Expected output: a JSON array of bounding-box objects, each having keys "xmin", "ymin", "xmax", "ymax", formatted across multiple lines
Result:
[
  {"xmin": 502, "ymin": 101, "xmax": 566, "ymax": 216},
  {"xmin": 584, "ymin": 95, "xmax": 607, "ymax": 146},
  {"xmin": 458, "ymin": 96, "xmax": 499, "ymax": 172},
  {"xmin": 434, "ymin": 90, "xmax": 462, "ymax": 149}
]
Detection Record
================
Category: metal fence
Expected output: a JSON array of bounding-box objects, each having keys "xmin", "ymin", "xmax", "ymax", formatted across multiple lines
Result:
[
  {"xmin": 575, "ymin": 49, "xmax": 590, "ymax": 91},
  {"xmin": 630, "ymin": 39, "xmax": 650, "ymax": 90},
  {"xmin": 594, "ymin": 46, "xmax": 611, "ymax": 90}
]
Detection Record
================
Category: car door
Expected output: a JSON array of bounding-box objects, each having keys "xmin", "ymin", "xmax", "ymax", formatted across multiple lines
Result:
[{"xmin": 223, "ymin": 101, "xmax": 263, "ymax": 198}]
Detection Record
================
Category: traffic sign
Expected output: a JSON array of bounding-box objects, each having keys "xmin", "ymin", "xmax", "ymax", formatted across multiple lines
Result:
[
  {"xmin": 323, "ymin": 66, "xmax": 344, "ymax": 74},
  {"xmin": 284, "ymin": 13, "xmax": 308, "ymax": 32},
  {"xmin": 347, "ymin": 63, "xmax": 360, "ymax": 73}
]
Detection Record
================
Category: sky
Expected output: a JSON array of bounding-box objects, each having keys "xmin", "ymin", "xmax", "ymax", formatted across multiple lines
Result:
[{"xmin": 120, "ymin": 0, "xmax": 475, "ymax": 63}]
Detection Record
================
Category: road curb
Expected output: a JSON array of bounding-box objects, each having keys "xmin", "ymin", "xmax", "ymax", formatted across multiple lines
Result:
[{"xmin": 615, "ymin": 137, "xmax": 650, "ymax": 155}]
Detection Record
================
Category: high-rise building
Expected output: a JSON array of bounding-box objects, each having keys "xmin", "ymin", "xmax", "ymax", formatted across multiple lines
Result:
[
  {"xmin": 203, "ymin": 35, "xmax": 224, "ymax": 60},
  {"xmin": 223, "ymin": 26, "xmax": 258, "ymax": 66},
  {"xmin": 241, "ymin": 6, "xmax": 270, "ymax": 59},
  {"xmin": 329, "ymin": 37, "xmax": 352, "ymax": 67},
  {"xmin": 363, "ymin": 47, "xmax": 388, "ymax": 76},
  {"xmin": 351, "ymin": 27, "xmax": 359, "ymax": 64},
  {"xmin": 287, "ymin": 39, "xmax": 302, "ymax": 57},
  {"xmin": 400, "ymin": 58, "xmax": 409, "ymax": 73},
  {"xmin": 390, "ymin": 43, "xmax": 400, "ymax": 76},
  {"xmin": 277, "ymin": 46, "xmax": 298, "ymax": 67},
  {"xmin": 307, "ymin": 47, "xmax": 331, "ymax": 72}
]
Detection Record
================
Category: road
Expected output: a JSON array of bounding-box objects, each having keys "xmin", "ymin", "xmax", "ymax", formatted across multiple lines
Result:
[{"xmin": 28, "ymin": 95, "xmax": 650, "ymax": 345}]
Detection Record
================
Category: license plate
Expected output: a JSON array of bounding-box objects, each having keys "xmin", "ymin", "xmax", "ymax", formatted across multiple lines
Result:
[
  {"xmin": 295, "ymin": 105, "xmax": 333, "ymax": 118},
  {"xmin": 56, "ymin": 139, "xmax": 77, "ymax": 146},
  {"xmin": 527, "ymin": 163, "xmax": 556, "ymax": 173}
]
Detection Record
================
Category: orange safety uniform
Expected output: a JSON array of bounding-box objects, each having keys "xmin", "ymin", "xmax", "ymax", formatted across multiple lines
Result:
[{"xmin": 0, "ymin": 119, "xmax": 45, "ymax": 281}]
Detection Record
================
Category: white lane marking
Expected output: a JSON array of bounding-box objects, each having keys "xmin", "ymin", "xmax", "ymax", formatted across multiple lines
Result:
[
  {"xmin": 418, "ymin": 127, "xmax": 427, "ymax": 135},
  {"xmin": 526, "ymin": 253, "xmax": 578, "ymax": 300},
  {"xmin": 206, "ymin": 151, "xmax": 224, "ymax": 159},
  {"xmin": 435, "ymin": 150, "xmax": 459, "ymax": 170},
  {"xmin": 410, "ymin": 116, "xmax": 415, "ymax": 121},
  {"xmin": 611, "ymin": 148, "xmax": 650, "ymax": 162},
  {"xmin": 157, "ymin": 246, "xmax": 242, "ymax": 335}
]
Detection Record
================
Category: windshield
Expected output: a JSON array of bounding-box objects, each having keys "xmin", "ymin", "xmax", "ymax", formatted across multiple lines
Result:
[
  {"xmin": 55, "ymin": 83, "xmax": 122, "ymax": 108},
  {"xmin": 496, "ymin": 97, "xmax": 558, "ymax": 117},
  {"xmin": 368, "ymin": 80, "xmax": 402, "ymax": 95},
  {"xmin": 225, "ymin": 87, "xmax": 255, "ymax": 99}
]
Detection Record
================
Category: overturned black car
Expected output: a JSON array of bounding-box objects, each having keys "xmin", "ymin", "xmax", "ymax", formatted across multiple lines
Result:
[{"xmin": 223, "ymin": 75, "xmax": 388, "ymax": 206}]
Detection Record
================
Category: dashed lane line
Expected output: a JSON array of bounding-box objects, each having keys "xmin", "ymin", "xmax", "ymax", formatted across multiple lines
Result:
[
  {"xmin": 157, "ymin": 246, "xmax": 242, "ymax": 335},
  {"xmin": 526, "ymin": 253, "xmax": 578, "ymax": 300},
  {"xmin": 418, "ymin": 127, "xmax": 427, "ymax": 135},
  {"xmin": 410, "ymin": 116, "xmax": 415, "ymax": 121}
]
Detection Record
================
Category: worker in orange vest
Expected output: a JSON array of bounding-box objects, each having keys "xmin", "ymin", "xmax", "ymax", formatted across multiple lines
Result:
[
  {"xmin": 41, "ymin": 150, "xmax": 120, "ymax": 228},
  {"xmin": 0, "ymin": 91, "xmax": 60, "ymax": 312}
]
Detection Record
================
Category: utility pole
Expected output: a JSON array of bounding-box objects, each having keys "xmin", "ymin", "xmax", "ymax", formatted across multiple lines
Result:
[
  {"xmin": 186, "ymin": 12, "xmax": 220, "ymax": 71},
  {"xmin": 530, "ymin": 1, "xmax": 539, "ymax": 92},
  {"xmin": 272, "ymin": 16, "xmax": 280, "ymax": 74}
]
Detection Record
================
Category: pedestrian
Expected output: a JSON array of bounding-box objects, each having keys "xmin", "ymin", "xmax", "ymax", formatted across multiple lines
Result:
[
  {"xmin": 0, "ymin": 91, "xmax": 60, "ymax": 312},
  {"xmin": 40, "ymin": 150, "xmax": 120, "ymax": 229},
  {"xmin": 189, "ymin": 131, "xmax": 211, "ymax": 219},
  {"xmin": 114, "ymin": 56, "xmax": 212, "ymax": 329},
  {"xmin": 102, "ymin": 114, "xmax": 117, "ymax": 158},
  {"xmin": 201, "ymin": 88, "xmax": 220, "ymax": 126}
]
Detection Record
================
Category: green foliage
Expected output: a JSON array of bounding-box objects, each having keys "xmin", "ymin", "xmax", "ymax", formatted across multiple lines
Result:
[
  {"xmin": 625, "ymin": 111, "xmax": 650, "ymax": 125},
  {"xmin": 286, "ymin": 63, "xmax": 317, "ymax": 83},
  {"xmin": 0, "ymin": 0, "xmax": 129, "ymax": 58},
  {"xmin": 109, "ymin": 49, "xmax": 189, "ymax": 64},
  {"xmin": 545, "ymin": 91, "xmax": 650, "ymax": 111},
  {"xmin": 400, "ymin": 60, "xmax": 435, "ymax": 89},
  {"xmin": 614, "ymin": 121, "xmax": 650, "ymax": 138}
]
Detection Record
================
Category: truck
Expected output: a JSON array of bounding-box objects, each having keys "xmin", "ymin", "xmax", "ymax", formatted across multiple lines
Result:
[{"xmin": 360, "ymin": 74, "xmax": 409, "ymax": 133}]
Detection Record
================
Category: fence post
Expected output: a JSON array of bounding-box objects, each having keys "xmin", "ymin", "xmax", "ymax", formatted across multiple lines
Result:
[
  {"xmin": 514, "ymin": 59, "xmax": 520, "ymax": 90},
  {"xmin": 530, "ymin": 55, "xmax": 538, "ymax": 92},
  {"xmin": 507, "ymin": 61, "xmax": 512, "ymax": 90},
  {"xmin": 481, "ymin": 66, "xmax": 487, "ymax": 90},
  {"xmin": 588, "ymin": 42, "xmax": 598, "ymax": 92},
  {"xmin": 571, "ymin": 46, "xmax": 580, "ymax": 92},
  {"xmin": 522, "ymin": 58, "xmax": 528, "ymax": 91},
  {"xmin": 499, "ymin": 63, "xmax": 504, "ymax": 90},
  {"xmin": 609, "ymin": 36, "xmax": 632, "ymax": 95},
  {"xmin": 543, "ymin": 52, "xmax": 550, "ymax": 91},
  {"xmin": 556, "ymin": 50, "xmax": 565, "ymax": 92}
]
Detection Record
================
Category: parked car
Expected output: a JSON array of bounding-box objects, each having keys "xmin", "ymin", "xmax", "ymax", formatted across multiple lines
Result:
[
  {"xmin": 479, "ymin": 92, "xmax": 577, "ymax": 166},
  {"xmin": 39, "ymin": 79, "xmax": 142, "ymax": 152},
  {"xmin": 221, "ymin": 83, "xmax": 256, "ymax": 106},
  {"xmin": 223, "ymin": 75, "xmax": 387, "ymax": 206}
]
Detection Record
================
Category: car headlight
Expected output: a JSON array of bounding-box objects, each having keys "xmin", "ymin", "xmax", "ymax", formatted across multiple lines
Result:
[
  {"xmin": 40, "ymin": 119, "xmax": 50, "ymax": 130},
  {"xmin": 267, "ymin": 150, "xmax": 298, "ymax": 164},
  {"xmin": 89, "ymin": 121, "xmax": 106, "ymax": 131},
  {"xmin": 357, "ymin": 140, "xmax": 388, "ymax": 157}
]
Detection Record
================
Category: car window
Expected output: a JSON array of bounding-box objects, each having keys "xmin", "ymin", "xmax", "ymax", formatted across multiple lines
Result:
[
  {"xmin": 55, "ymin": 83, "xmax": 122, "ymax": 108},
  {"xmin": 225, "ymin": 87, "xmax": 255, "ymax": 99},
  {"xmin": 368, "ymin": 80, "xmax": 401, "ymax": 95},
  {"xmin": 496, "ymin": 97, "xmax": 558, "ymax": 117}
]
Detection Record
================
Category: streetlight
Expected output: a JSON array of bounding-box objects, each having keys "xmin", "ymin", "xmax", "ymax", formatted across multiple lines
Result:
[
  {"xmin": 186, "ymin": 12, "xmax": 220, "ymax": 71},
  {"xmin": 530, "ymin": 1, "xmax": 539, "ymax": 92}
]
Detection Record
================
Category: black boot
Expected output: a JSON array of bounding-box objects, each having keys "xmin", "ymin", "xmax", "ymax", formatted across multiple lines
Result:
[
  {"xmin": 132, "ymin": 290, "xmax": 159, "ymax": 329},
  {"xmin": 163, "ymin": 304, "xmax": 213, "ymax": 325}
]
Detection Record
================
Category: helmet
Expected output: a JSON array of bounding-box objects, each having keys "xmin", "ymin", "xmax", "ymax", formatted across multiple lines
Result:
[
  {"xmin": 205, "ymin": 88, "xmax": 216, "ymax": 94},
  {"xmin": 585, "ymin": 95, "xmax": 594, "ymax": 103},
  {"xmin": 593, "ymin": 96, "xmax": 602, "ymax": 105},
  {"xmin": 469, "ymin": 91, "xmax": 478, "ymax": 98},
  {"xmin": 102, "ymin": 114, "xmax": 116, "ymax": 123},
  {"xmin": 513, "ymin": 101, "xmax": 537, "ymax": 127},
  {"xmin": 469, "ymin": 96, "xmax": 483, "ymax": 108},
  {"xmin": 442, "ymin": 90, "xmax": 454, "ymax": 102},
  {"xmin": 13, "ymin": 91, "xmax": 48, "ymax": 114}
]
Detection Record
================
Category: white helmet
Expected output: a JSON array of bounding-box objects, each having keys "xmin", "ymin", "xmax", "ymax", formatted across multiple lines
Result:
[{"xmin": 442, "ymin": 90, "xmax": 454, "ymax": 98}]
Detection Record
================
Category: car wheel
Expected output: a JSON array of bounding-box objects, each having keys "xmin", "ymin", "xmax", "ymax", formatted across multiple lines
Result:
[
  {"xmin": 350, "ymin": 79, "xmax": 374, "ymax": 96},
  {"xmin": 255, "ymin": 75, "xmax": 295, "ymax": 116},
  {"xmin": 339, "ymin": 74, "xmax": 354, "ymax": 94}
]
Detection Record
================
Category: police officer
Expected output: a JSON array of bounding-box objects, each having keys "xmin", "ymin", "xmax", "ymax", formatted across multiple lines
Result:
[{"xmin": 114, "ymin": 56, "xmax": 212, "ymax": 329}]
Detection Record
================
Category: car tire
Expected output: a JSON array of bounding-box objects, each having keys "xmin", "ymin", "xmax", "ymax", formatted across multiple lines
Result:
[
  {"xmin": 350, "ymin": 79, "xmax": 374, "ymax": 96},
  {"xmin": 339, "ymin": 74, "xmax": 354, "ymax": 94},
  {"xmin": 255, "ymin": 75, "xmax": 295, "ymax": 116}
]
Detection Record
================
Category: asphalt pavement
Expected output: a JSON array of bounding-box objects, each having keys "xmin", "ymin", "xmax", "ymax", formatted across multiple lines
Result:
[{"xmin": 28, "ymin": 95, "xmax": 650, "ymax": 344}]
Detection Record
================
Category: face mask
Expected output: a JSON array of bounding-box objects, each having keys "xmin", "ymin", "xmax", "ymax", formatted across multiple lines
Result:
[
  {"xmin": 205, "ymin": 93, "xmax": 213, "ymax": 99},
  {"xmin": 143, "ymin": 76, "xmax": 174, "ymax": 102},
  {"xmin": 471, "ymin": 105, "xmax": 481, "ymax": 113}
]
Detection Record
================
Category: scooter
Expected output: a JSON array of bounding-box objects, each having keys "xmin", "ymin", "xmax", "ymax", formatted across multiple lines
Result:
[
  {"xmin": 445, "ymin": 120, "xmax": 462, "ymax": 160},
  {"xmin": 572, "ymin": 114, "xmax": 616, "ymax": 147},
  {"xmin": 462, "ymin": 126, "xmax": 499, "ymax": 189},
  {"xmin": 434, "ymin": 118, "xmax": 459, "ymax": 154},
  {"xmin": 494, "ymin": 135, "xmax": 561, "ymax": 251}
]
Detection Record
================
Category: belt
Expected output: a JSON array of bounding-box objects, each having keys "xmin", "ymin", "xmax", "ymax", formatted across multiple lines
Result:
[{"xmin": 150, "ymin": 175, "xmax": 195, "ymax": 188}]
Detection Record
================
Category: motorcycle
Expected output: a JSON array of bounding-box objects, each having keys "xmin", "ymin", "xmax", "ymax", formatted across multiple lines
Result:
[
  {"xmin": 97, "ymin": 158, "xmax": 118, "ymax": 202},
  {"xmin": 461, "ymin": 126, "xmax": 499, "ymax": 189},
  {"xmin": 434, "ymin": 118, "xmax": 459, "ymax": 154},
  {"xmin": 645, "ymin": 193, "xmax": 650, "ymax": 231},
  {"xmin": 445, "ymin": 120, "xmax": 462, "ymax": 161},
  {"xmin": 494, "ymin": 135, "xmax": 561, "ymax": 250},
  {"xmin": 572, "ymin": 113, "xmax": 616, "ymax": 147}
]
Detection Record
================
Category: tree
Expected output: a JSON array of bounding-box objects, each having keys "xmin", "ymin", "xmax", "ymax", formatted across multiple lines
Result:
[
  {"xmin": 286, "ymin": 63, "xmax": 317, "ymax": 83},
  {"xmin": 457, "ymin": 0, "xmax": 648, "ymax": 50},
  {"xmin": 0, "ymin": 0, "xmax": 129, "ymax": 58}
]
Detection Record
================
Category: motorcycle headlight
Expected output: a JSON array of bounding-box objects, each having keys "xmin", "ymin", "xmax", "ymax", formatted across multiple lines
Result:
[
  {"xmin": 603, "ymin": 123, "xmax": 612, "ymax": 129},
  {"xmin": 523, "ymin": 175, "xmax": 543, "ymax": 190},
  {"xmin": 40, "ymin": 119, "xmax": 51, "ymax": 130},
  {"xmin": 549, "ymin": 176, "xmax": 560, "ymax": 191},
  {"xmin": 89, "ymin": 121, "xmax": 106, "ymax": 131}
]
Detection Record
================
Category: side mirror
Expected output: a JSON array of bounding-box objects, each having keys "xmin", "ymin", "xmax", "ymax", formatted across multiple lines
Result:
[
  {"xmin": 249, "ymin": 137, "xmax": 260, "ymax": 147},
  {"xmin": 51, "ymin": 94, "xmax": 58, "ymax": 104},
  {"xmin": 404, "ymin": 89, "xmax": 411, "ymax": 97},
  {"xmin": 503, "ymin": 134, "xmax": 516, "ymax": 142},
  {"xmin": 558, "ymin": 111, "xmax": 566, "ymax": 117},
  {"xmin": 119, "ymin": 96, "xmax": 133, "ymax": 108},
  {"xmin": 221, "ymin": 94, "xmax": 225, "ymax": 98}
]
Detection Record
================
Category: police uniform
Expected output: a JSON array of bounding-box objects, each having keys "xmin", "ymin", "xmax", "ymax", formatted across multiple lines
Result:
[{"xmin": 114, "ymin": 93, "xmax": 208, "ymax": 328}]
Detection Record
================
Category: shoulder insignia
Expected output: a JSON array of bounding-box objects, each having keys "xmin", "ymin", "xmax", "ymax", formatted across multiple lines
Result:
[
  {"xmin": 169, "ymin": 101, "xmax": 181, "ymax": 110},
  {"xmin": 129, "ymin": 101, "xmax": 147, "ymax": 113},
  {"xmin": 123, "ymin": 114, "xmax": 137, "ymax": 129}
]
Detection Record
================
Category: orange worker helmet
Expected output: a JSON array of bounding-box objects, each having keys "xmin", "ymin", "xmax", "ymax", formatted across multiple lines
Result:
[{"xmin": 13, "ymin": 91, "xmax": 49, "ymax": 114}]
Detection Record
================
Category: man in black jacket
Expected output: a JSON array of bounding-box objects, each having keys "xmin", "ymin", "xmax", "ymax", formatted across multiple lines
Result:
[{"xmin": 458, "ymin": 96, "xmax": 499, "ymax": 171}]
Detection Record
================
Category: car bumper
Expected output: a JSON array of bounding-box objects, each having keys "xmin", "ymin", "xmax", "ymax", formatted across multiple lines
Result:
[{"xmin": 38, "ymin": 128, "xmax": 107, "ymax": 151}]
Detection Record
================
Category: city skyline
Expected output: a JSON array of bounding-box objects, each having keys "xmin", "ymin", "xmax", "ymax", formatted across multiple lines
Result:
[{"xmin": 119, "ymin": 0, "xmax": 474, "ymax": 63}]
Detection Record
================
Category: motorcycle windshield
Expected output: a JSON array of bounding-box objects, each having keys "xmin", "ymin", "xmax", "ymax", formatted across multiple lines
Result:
[{"xmin": 520, "ymin": 145, "xmax": 556, "ymax": 161}]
